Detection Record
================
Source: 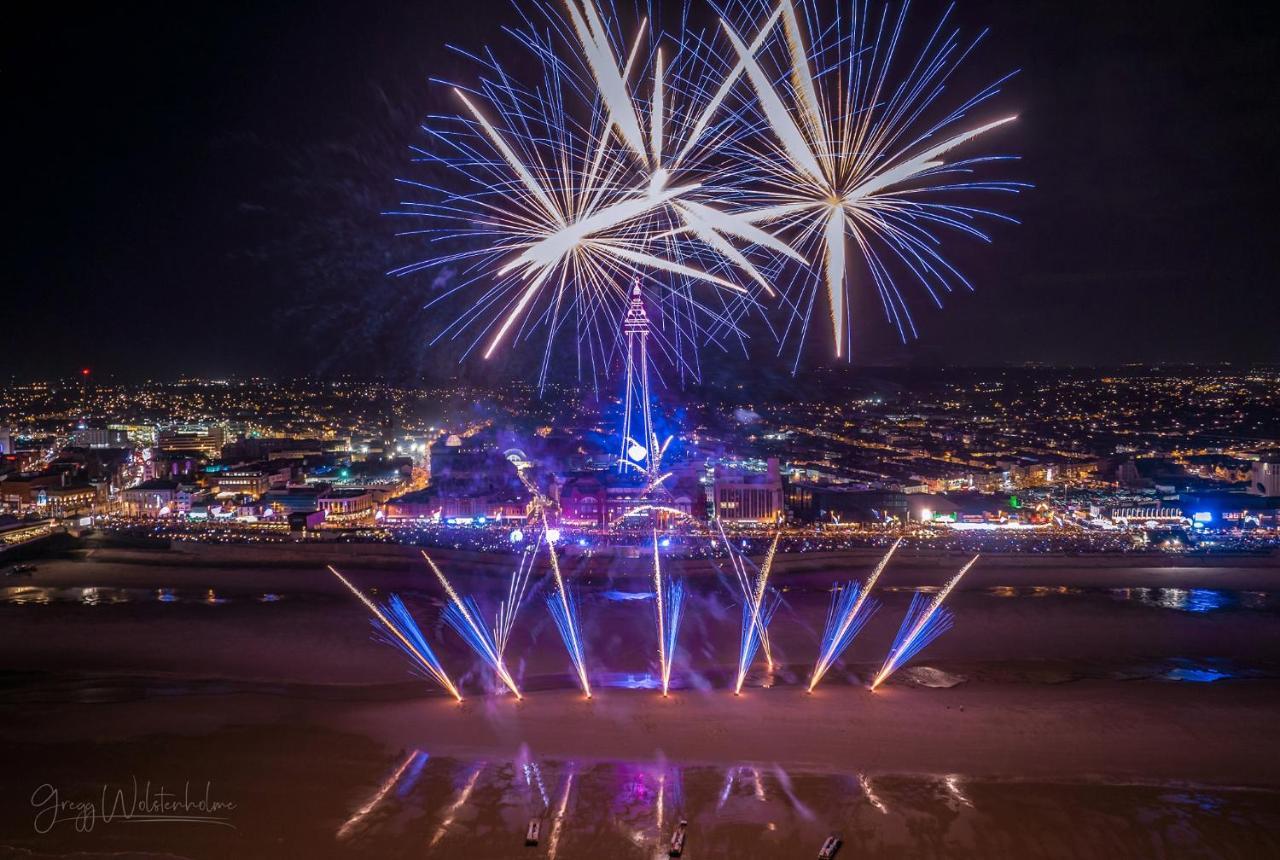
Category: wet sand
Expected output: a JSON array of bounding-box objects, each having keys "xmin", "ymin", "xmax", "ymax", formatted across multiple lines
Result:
[
  {"xmin": 1, "ymin": 551, "xmax": 1278, "ymax": 857},
  {"xmin": 3, "ymin": 733, "xmax": 1277, "ymax": 859}
]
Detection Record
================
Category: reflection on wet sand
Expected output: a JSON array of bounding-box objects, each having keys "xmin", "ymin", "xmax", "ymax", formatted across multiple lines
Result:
[
  {"xmin": 338, "ymin": 754, "xmax": 1276, "ymax": 859},
  {"xmin": 428, "ymin": 760, "xmax": 484, "ymax": 849},
  {"xmin": 336, "ymin": 748, "xmax": 425, "ymax": 840},
  {"xmin": 3, "ymin": 720, "xmax": 1279, "ymax": 859}
]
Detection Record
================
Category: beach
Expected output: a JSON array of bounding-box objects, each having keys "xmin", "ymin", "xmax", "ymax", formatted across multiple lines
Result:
[{"xmin": 1, "ymin": 547, "xmax": 1278, "ymax": 857}]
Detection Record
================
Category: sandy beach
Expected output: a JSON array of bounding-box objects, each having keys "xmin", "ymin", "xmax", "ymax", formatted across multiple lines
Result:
[{"xmin": 1, "ymin": 548, "xmax": 1278, "ymax": 857}]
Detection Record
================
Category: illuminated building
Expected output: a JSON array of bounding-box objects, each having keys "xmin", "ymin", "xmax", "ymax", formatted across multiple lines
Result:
[
  {"xmin": 71, "ymin": 427, "xmax": 128, "ymax": 448},
  {"xmin": 120, "ymin": 479, "xmax": 180, "ymax": 517},
  {"xmin": 262, "ymin": 485, "xmax": 329, "ymax": 515},
  {"xmin": 712, "ymin": 459, "xmax": 784, "ymax": 523},
  {"xmin": 156, "ymin": 425, "xmax": 225, "ymax": 457},
  {"xmin": 42, "ymin": 484, "xmax": 97, "ymax": 518},
  {"xmin": 317, "ymin": 488, "xmax": 375, "ymax": 525},
  {"xmin": 787, "ymin": 485, "xmax": 911, "ymax": 524},
  {"xmin": 211, "ymin": 468, "xmax": 274, "ymax": 497},
  {"xmin": 1251, "ymin": 457, "xmax": 1280, "ymax": 497},
  {"xmin": 1107, "ymin": 505, "xmax": 1184, "ymax": 524}
]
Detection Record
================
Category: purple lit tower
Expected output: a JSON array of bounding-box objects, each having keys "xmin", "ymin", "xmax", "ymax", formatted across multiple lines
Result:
[{"xmin": 618, "ymin": 279, "xmax": 660, "ymax": 488}]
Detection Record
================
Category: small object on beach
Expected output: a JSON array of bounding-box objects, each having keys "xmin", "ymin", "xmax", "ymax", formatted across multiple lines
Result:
[
  {"xmin": 818, "ymin": 834, "xmax": 843, "ymax": 859},
  {"xmin": 668, "ymin": 818, "xmax": 688, "ymax": 856},
  {"xmin": 525, "ymin": 817, "xmax": 541, "ymax": 846},
  {"xmin": 900, "ymin": 666, "xmax": 966, "ymax": 688}
]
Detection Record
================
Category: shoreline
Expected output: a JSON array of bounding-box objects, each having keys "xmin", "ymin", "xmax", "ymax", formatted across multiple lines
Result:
[
  {"xmin": 16, "ymin": 549, "xmax": 1280, "ymax": 595},
  {"xmin": 66, "ymin": 538, "xmax": 1280, "ymax": 570}
]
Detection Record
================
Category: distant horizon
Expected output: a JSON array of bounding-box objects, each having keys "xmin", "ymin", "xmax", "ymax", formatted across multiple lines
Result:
[{"xmin": 4, "ymin": 361, "xmax": 1278, "ymax": 388}]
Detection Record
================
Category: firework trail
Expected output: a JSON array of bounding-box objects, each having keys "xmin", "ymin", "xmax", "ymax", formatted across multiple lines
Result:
[
  {"xmin": 326, "ymin": 565, "xmax": 461, "ymax": 701},
  {"xmin": 731, "ymin": 529, "xmax": 783, "ymax": 694},
  {"xmin": 513, "ymin": 461, "xmax": 592, "ymax": 697},
  {"xmin": 651, "ymin": 529, "xmax": 686, "ymax": 695},
  {"xmin": 808, "ymin": 536, "xmax": 901, "ymax": 691},
  {"xmin": 421, "ymin": 550, "xmax": 522, "ymax": 698},
  {"xmin": 711, "ymin": 0, "xmax": 1025, "ymax": 364},
  {"xmin": 497, "ymin": 544, "xmax": 538, "ymax": 656},
  {"xmin": 541, "ymin": 526, "xmax": 593, "ymax": 698},
  {"xmin": 871, "ymin": 553, "xmax": 979, "ymax": 690}
]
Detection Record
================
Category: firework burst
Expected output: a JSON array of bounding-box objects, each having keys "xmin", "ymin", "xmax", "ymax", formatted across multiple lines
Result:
[
  {"xmin": 716, "ymin": 0, "xmax": 1026, "ymax": 363},
  {"xmin": 390, "ymin": 0, "xmax": 798, "ymax": 385},
  {"xmin": 394, "ymin": 0, "xmax": 1023, "ymax": 375}
]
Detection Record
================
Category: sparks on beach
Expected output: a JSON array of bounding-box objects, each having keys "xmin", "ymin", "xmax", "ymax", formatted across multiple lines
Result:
[
  {"xmin": 326, "ymin": 565, "xmax": 462, "ymax": 701},
  {"xmin": 515, "ymin": 461, "xmax": 594, "ymax": 697},
  {"xmin": 808, "ymin": 536, "xmax": 901, "ymax": 691},
  {"xmin": 541, "ymin": 525, "xmax": 593, "ymax": 698},
  {"xmin": 870, "ymin": 553, "xmax": 979, "ymax": 690},
  {"xmin": 422, "ymin": 550, "xmax": 523, "ymax": 698},
  {"xmin": 651, "ymin": 529, "xmax": 686, "ymax": 695},
  {"xmin": 730, "ymin": 528, "xmax": 783, "ymax": 694}
]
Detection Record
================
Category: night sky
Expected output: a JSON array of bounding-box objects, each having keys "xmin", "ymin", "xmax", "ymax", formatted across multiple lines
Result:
[{"xmin": 6, "ymin": 0, "xmax": 1279, "ymax": 382}]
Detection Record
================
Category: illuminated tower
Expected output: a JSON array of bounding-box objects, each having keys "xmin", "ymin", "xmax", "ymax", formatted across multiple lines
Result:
[{"xmin": 619, "ymin": 279, "xmax": 659, "ymax": 483}]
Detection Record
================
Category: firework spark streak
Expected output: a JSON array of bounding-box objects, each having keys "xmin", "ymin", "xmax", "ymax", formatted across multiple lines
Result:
[
  {"xmin": 326, "ymin": 565, "xmax": 462, "ymax": 701},
  {"xmin": 731, "ymin": 530, "xmax": 783, "ymax": 694},
  {"xmin": 870, "ymin": 553, "xmax": 979, "ymax": 690},
  {"xmin": 541, "ymin": 526, "xmax": 593, "ymax": 698},
  {"xmin": 807, "ymin": 536, "xmax": 901, "ymax": 691},
  {"xmin": 421, "ymin": 550, "xmax": 522, "ymax": 698},
  {"xmin": 651, "ymin": 530, "xmax": 686, "ymax": 695},
  {"xmin": 513, "ymin": 461, "xmax": 592, "ymax": 697}
]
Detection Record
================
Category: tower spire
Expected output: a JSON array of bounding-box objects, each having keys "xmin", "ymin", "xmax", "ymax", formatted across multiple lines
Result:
[{"xmin": 623, "ymin": 277, "xmax": 650, "ymax": 335}]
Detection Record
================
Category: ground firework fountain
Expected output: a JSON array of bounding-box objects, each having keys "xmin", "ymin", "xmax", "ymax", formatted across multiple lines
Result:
[
  {"xmin": 421, "ymin": 550, "xmax": 523, "ymax": 698},
  {"xmin": 651, "ymin": 530, "xmax": 686, "ymax": 696},
  {"xmin": 730, "ymin": 530, "xmax": 783, "ymax": 694},
  {"xmin": 513, "ymin": 462, "xmax": 593, "ymax": 698},
  {"xmin": 871, "ymin": 554, "xmax": 981, "ymax": 690},
  {"xmin": 808, "ymin": 537, "xmax": 902, "ymax": 691},
  {"xmin": 326, "ymin": 565, "xmax": 462, "ymax": 701}
]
